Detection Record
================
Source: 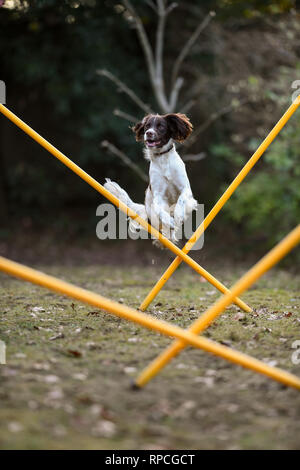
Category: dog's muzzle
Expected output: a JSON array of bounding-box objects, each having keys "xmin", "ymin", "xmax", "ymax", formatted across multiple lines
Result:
[{"xmin": 145, "ymin": 130, "xmax": 161, "ymax": 148}]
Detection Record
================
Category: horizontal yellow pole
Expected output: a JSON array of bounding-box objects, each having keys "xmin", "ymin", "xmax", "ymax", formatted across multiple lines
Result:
[
  {"xmin": 0, "ymin": 255, "xmax": 299, "ymax": 391},
  {"xmin": 0, "ymin": 103, "xmax": 250, "ymax": 312},
  {"xmin": 140, "ymin": 99, "xmax": 300, "ymax": 311},
  {"xmin": 135, "ymin": 225, "xmax": 300, "ymax": 387}
]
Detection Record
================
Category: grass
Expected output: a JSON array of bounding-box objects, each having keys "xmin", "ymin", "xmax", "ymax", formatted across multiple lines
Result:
[{"xmin": 0, "ymin": 262, "xmax": 300, "ymax": 449}]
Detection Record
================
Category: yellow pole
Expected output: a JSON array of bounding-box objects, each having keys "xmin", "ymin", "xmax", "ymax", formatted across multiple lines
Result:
[
  {"xmin": 0, "ymin": 103, "xmax": 250, "ymax": 312},
  {"xmin": 0, "ymin": 255, "xmax": 299, "ymax": 391},
  {"xmin": 140, "ymin": 99, "xmax": 300, "ymax": 311},
  {"xmin": 135, "ymin": 225, "xmax": 300, "ymax": 387}
]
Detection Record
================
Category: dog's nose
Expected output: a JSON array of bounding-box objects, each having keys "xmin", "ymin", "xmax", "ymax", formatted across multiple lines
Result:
[{"xmin": 146, "ymin": 130, "xmax": 155, "ymax": 139}]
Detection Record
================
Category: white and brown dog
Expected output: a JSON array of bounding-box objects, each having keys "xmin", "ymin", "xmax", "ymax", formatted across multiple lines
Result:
[{"xmin": 104, "ymin": 113, "xmax": 197, "ymax": 244}]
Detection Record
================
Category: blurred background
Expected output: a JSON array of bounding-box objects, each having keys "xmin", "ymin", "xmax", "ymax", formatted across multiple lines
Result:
[{"xmin": 0, "ymin": 0, "xmax": 299, "ymax": 266}]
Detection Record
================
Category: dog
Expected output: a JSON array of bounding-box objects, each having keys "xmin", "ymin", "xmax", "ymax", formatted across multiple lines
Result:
[{"xmin": 104, "ymin": 113, "xmax": 197, "ymax": 245}]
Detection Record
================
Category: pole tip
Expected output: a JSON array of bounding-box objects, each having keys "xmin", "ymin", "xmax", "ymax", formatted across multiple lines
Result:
[{"xmin": 130, "ymin": 381, "xmax": 141, "ymax": 391}]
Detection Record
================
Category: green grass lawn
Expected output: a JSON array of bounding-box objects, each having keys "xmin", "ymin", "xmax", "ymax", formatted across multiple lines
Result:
[{"xmin": 0, "ymin": 263, "xmax": 299, "ymax": 449}]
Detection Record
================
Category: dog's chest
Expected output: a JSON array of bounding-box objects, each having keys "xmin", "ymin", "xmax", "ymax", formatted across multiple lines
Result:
[{"xmin": 151, "ymin": 155, "xmax": 174, "ymax": 182}]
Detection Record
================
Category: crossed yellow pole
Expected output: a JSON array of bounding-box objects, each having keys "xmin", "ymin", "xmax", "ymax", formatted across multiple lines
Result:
[
  {"xmin": 1, "ymin": 103, "xmax": 299, "ymax": 392},
  {"xmin": 0, "ymin": 104, "xmax": 249, "ymax": 312},
  {"xmin": 135, "ymin": 225, "xmax": 300, "ymax": 387},
  {"xmin": 0, "ymin": 240, "xmax": 299, "ymax": 390},
  {"xmin": 139, "ymin": 98, "xmax": 300, "ymax": 311}
]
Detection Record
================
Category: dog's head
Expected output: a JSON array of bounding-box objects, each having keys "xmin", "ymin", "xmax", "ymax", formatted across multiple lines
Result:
[{"xmin": 132, "ymin": 113, "xmax": 193, "ymax": 149}]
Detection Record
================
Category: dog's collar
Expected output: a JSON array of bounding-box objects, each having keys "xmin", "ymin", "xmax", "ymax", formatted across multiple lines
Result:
[{"xmin": 155, "ymin": 143, "xmax": 174, "ymax": 156}]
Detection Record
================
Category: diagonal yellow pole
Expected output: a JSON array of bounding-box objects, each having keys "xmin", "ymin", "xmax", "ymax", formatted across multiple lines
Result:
[
  {"xmin": 0, "ymin": 255, "xmax": 299, "ymax": 391},
  {"xmin": 0, "ymin": 104, "xmax": 250, "ymax": 312},
  {"xmin": 140, "ymin": 99, "xmax": 300, "ymax": 311},
  {"xmin": 135, "ymin": 225, "xmax": 300, "ymax": 388}
]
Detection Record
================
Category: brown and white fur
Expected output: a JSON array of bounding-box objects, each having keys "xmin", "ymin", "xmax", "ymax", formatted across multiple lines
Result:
[{"xmin": 104, "ymin": 113, "xmax": 197, "ymax": 245}]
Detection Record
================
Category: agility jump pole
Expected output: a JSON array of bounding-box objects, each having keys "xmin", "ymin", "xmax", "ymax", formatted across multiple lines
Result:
[
  {"xmin": 0, "ymin": 104, "xmax": 250, "ymax": 312},
  {"xmin": 0, "ymin": 255, "xmax": 299, "ymax": 391},
  {"xmin": 135, "ymin": 224, "xmax": 300, "ymax": 388},
  {"xmin": 139, "ymin": 98, "xmax": 300, "ymax": 311}
]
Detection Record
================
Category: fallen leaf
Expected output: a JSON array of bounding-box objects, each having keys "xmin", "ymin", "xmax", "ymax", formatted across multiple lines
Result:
[
  {"xmin": 32, "ymin": 306, "xmax": 45, "ymax": 313},
  {"xmin": 49, "ymin": 333, "xmax": 64, "ymax": 341},
  {"xmin": 128, "ymin": 337, "xmax": 138, "ymax": 343},
  {"xmin": 67, "ymin": 349, "xmax": 82, "ymax": 358},
  {"xmin": 206, "ymin": 290, "xmax": 216, "ymax": 296},
  {"xmin": 220, "ymin": 340, "xmax": 232, "ymax": 347},
  {"xmin": 8, "ymin": 422, "xmax": 24, "ymax": 433},
  {"xmin": 124, "ymin": 366, "xmax": 137, "ymax": 375},
  {"xmin": 92, "ymin": 420, "xmax": 116, "ymax": 438},
  {"xmin": 72, "ymin": 373, "xmax": 87, "ymax": 381},
  {"xmin": 234, "ymin": 312, "xmax": 245, "ymax": 321},
  {"xmin": 194, "ymin": 376, "xmax": 215, "ymax": 387},
  {"xmin": 44, "ymin": 375, "xmax": 60, "ymax": 384}
]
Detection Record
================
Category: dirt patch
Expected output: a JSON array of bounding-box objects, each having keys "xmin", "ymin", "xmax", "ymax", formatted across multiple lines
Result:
[{"xmin": 0, "ymin": 264, "xmax": 299, "ymax": 449}]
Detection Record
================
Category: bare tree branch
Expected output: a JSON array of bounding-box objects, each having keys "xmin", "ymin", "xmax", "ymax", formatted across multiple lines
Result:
[
  {"xmin": 155, "ymin": 0, "xmax": 169, "ymax": 111},
  {"xmin": 113, "ymin": 108, "xmax": 139, "ymax": 123},
  {"xmin": 123, "ymin": 0, "xmax": 157, "ymax": 91},
  {"xmin": 169, "ymin": 77, "xmax": 184, "ymax": 111},
  {"xmin": 171, "ymin": 10, "xmax": 215, "ymax": 89},
  {"xmin": 166, "ymin": 2, "xmax": 178, "ymax": 15},
  {"xmin": 145, "ymin": 0, "xmax": 157, "ymax": 12},
  {"xmin": 97, "ymin": 69, "xmax": 153, "ymax": 115},
  {"xmin": 179, "ymin": 98, "xmax": 197, "ymax": 114},
  {"xmin": 101, "ymin": 140, "xmax": 148, "ymax": 183},
  {"xmin": 183, "ymin": 98, "xmax": 250, "ymax": 150},
  {"xmin": 155, "ymin": 1, "xmax": 179, "ymax": 111},
  {"xmin": 179, "ymin": 2, "xmax": 209, "ymax": 16},
  {"xmin": 123, "ymin": 0, "xmax": 178, "ymax": 113},
  {"xmin": 182, "ymin": 152, "xmax": 206, "ymax": 162}
]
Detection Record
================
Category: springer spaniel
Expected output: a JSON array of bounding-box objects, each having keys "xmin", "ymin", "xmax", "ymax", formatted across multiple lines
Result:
[{"xmin": 104, "ymin": 113, "xmax": 197, "ymax": 245}]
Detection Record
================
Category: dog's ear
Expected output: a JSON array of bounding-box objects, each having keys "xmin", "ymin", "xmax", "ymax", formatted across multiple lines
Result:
[
  {"xmin": 132, "ymin": 116, "xmax": 148, "ymax": 142},
  {"xmin": 165, "ymin": 113, "xmax": 193, "ymax": 142}
]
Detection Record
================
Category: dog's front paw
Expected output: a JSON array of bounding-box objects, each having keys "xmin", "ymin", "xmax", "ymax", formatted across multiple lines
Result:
[
  {"xmin": 174, "ymin": 197, "xmax": 198, "ymax": 226},
  {"xmin": 157, "ymin": 211, "xmax": 175, "ymax": 230},
  {"xmin": 174, "ymin": 213, "xmax": 184, "ymax": 228},
  {"xmin": 162, "ymin": 228, "xmax": 178, "ymax": 244},
  {"xmin": 170, "ymin": 230, "xmax": 179, "ymax": 245},
  {"xmin": 174, "ymin": 200, "xmax": 185, "ymax": 227}
]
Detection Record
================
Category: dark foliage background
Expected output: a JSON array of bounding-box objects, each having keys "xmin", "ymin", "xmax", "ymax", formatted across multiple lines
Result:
[{"xmin": 0, "ymin": 0, "xmax": 299, "ymax": 260}]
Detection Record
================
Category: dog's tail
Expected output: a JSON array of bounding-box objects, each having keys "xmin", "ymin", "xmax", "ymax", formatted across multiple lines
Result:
[
  {"xmin": 104, "ymin": 179, "xmax": 147, "ymax": 232},
  {"xmin": 104, "ymin": 178, "xmax": 135, "ymax": 208}
]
